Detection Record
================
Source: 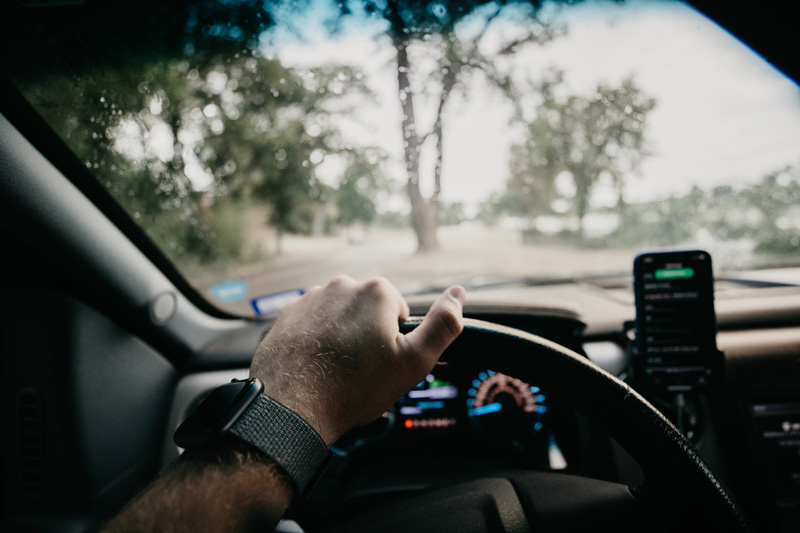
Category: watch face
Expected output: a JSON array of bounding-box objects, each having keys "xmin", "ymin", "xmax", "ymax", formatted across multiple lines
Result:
[{"xmin": 174, "ymin": 378, "xmax": 263, "ymax": 448}]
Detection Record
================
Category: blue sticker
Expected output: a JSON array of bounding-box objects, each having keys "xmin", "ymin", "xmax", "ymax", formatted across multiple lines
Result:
[
  {"xmin": 250, "ymin": 288, "xmax": 305, "ymax": 316},
  {"xmin": 209, "ymin": 280, "xmax": 250, "ymax": 302}
]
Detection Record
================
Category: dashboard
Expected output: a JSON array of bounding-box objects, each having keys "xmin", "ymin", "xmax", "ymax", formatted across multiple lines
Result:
[{"xmin": 160, "ymin": 270, "xmax": 800, "ymax": 532}]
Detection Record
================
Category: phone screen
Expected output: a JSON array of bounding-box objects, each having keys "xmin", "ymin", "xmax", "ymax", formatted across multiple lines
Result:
[{"xmin": 633, "ymin": 250, "xmax": 719, "ymax": 391}]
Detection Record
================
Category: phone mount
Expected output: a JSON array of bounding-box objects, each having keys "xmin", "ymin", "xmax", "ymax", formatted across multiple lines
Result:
[
  {"xmin": 626, "ymin": 320, "xmax": 723, "ymax": 393},
  {"xmin": 624, "ymin": 320, "xmax": 724, "ymax": 444}
]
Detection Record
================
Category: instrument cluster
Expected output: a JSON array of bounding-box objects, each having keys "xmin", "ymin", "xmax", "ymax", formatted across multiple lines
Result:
[
  {"xmin": 333, "ymin": 362, "xmax": 566, "ymax": 469},
  {"xmin": 397, "ymin": 366, "xmax": 548, "ymax": 438}
]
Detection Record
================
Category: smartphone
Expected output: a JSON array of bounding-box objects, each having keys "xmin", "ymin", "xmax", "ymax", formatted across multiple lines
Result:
[{"xmin": 632, "ymin": 250, "xmax": 720, "ymax": 392}]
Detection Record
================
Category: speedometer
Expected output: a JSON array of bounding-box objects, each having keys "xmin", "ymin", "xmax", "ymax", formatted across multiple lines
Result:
[{"xmin": 466, "ymin": 370, "xmax": 547, "ymax": 440}]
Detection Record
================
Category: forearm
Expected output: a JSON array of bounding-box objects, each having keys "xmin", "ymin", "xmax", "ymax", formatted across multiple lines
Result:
[{"xmin": 101, "ymin": 447, "xmax": 296, "ymax": 533}]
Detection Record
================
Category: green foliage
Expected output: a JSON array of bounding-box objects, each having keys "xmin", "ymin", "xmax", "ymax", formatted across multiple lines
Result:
[
  {"xmin": 609, "ymin": 186, "xmax": 704, "ymax": 247},
  {"xmin": 508, "ymin": 74, "xmax": 656, "ymax": 239},
  {"xmin": 439, "ymin": 202, "xmax": 466, "ymax": 226},
  {"xmin": 606, "ymin": 167, "xmax": 800, "ymax": 257},
  {"xmin": 755, "ymin": 231, "xmax": 800, "ymax": 255},
  {"xmin": 13, "ymin": 24, "xmax": 380, "ymax": 264},
  {"xmin": 476, "ymin": 190, "xmax": 529, "ymax": 226},
  {"xmin": 206, "ymin": 197, "xmax": 248, "ymax": 261},
  {"xmin": 374, "ymin": 209, "xmax": 411, "ymax": 228},
  {"xmin": 336, "ymin": 149, "xmax": 387, "ymax": 226}
]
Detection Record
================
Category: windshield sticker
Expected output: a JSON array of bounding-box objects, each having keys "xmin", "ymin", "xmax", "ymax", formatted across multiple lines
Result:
[
  {"xmin": 251, "ymin": 289, "xmax": 305, "ymax": 316},
  {"xmin": 209, "ymin": 280, "xmax": 250, "ymax": 303}
]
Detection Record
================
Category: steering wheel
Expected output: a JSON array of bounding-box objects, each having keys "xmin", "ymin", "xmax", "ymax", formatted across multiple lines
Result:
[{"xmin": 327, "ymin": 318, "xmax": 751, "ymax": 532}]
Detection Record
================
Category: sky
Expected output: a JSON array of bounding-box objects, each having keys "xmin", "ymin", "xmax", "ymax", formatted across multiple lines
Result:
[{"xmin": 272, "ymin": 0, "xmax": 800, "ymax": 214}]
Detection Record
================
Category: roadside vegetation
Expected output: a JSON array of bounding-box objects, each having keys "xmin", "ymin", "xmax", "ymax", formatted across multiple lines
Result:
[{"xmin": 8, "ymin": 0, "xmax": 799, "ymax": 287}]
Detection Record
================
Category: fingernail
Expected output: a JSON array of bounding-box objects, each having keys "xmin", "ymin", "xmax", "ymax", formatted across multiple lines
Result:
[{"xmin": 448, "ymin": 285, "xmax": 466, "ymax": 304}]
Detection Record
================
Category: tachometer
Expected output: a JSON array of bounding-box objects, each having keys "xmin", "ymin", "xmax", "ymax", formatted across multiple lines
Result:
[{"xmin": 467, "ymin": 370, "xmax": 547, "ymax": 439}]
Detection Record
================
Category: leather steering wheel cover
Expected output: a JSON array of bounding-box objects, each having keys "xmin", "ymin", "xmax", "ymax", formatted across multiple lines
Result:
[{"xmin": 401, "ymin": 316, "xmax": 750, "ymax": 531}]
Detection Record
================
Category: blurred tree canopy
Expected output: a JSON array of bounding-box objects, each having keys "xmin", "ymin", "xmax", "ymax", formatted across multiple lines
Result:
[
  {"xmin": 4, "ymin": 0, "xmax": 385, "ymax": 263},
  {"xmin": 5, "ymin": 0, "xmax": 798, "ymax": 278},
  {"xmin": 607, "ymin": 166, "xmax": 800, "ymax": 261},
  {"xmin": 507, "ymin": 73, "xmax": 655, "ymax": 240},
  {"xmin": 15, "ymin": 54, "xmax": 377, "ymax": 260},
  {"xmin": 332, "ymin": 0, "xmax": 565, "ymax": 251},
  {"xmin": 335, "ymin": 148, "xmax": 388, "ymax": 227},
  {"xmin": 5, "ymin": 0, "xmax": 577, "ymax": 258}
]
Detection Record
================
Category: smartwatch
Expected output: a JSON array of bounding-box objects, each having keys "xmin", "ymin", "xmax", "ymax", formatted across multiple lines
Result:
[{"xmin": 174, "ymin": 378, "xmax": 332, "ymax": 495}]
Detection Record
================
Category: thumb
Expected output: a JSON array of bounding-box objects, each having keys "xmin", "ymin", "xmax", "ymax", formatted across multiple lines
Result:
[{"xmin": 403, "ymin": 286, "xmax": 466, "ymax": 362}]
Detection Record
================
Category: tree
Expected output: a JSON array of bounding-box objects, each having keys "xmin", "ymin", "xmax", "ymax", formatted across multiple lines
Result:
[
  {"xmin": 509, "ymin": 75, "xmax": 655, "ymax": 240},
  {"xmin": 610, "ymin": 186, "xmax": 704, "ymax": 247},
  {"xmin": 439, "ymin": 202, "xmax": 466, "ymax": 226},
  {"xmin": 476, "ymin": 190, "xmax": 529, "ymax": 226},
  {"xmin": 6, "ymin": 0, "xmax": 288, "ymax": 262},
  {"xmin": 197, "ymin": 59, "xmax": 373, "ymax": 252},
  {"xmin": 20, "ymin": 51, "xmax": 375, "ymax": 258},
  {"xmin": 335, "ymin": 148, "xmax": 387, "ymax": 227},
  {"xmin": 720, "ymin": 166, "xmax": 800, "ymax": 256},
  {"xmin": 334, "ymin": 0, "xmax": 562, "ymax": 251}
]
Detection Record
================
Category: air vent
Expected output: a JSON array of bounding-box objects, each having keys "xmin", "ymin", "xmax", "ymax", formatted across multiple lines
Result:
[{"xmin": 18, "ymin": 388, "xmax": 46, "ymax": 502}]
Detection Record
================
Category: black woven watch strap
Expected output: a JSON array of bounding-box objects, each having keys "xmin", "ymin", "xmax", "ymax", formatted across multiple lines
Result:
[{"xmin": 229, "ymin": 394, "xmax": 329, "ymax": 493}]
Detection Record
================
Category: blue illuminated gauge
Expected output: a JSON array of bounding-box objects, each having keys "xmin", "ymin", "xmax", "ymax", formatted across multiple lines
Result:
[{"xmin": 466, "ymin": 370, "xmax": 547, "ymax": 437}]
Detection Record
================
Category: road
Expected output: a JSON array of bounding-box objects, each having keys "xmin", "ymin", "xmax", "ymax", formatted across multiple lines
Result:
[{"xmin": 200, "ymin": 224, "xmax": 637, "ymax": 316}]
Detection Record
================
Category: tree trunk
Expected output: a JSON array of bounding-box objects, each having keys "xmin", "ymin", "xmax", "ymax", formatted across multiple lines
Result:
[
  {"xmin": 311, "ymin": 206, "xmax": 325, "ymax": 237},
  {"xmin": 389, "ymin": 5, "xmax": 439, "ymax": 252},
  {"xmin": 575, "ymin": 184, "xmax": 589, "ymax": 243},
  {"xmin": 275, "ymin": 226, "xmax": 284, "ymax": 256},
  {"xmin": 426, "ymin": 63, "xmax": 458, "ymax": 250},
  {"xmin": 407, "ymin": 186, "xmax": 438, "ymax": 252}
]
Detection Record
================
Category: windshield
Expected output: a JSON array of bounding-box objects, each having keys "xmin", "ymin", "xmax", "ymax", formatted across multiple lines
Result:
[{"xmin": 5, "ymin": 0, "xmax": 800, "ymax": 316}]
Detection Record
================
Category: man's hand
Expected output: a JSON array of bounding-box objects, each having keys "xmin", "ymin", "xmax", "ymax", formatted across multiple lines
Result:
[
  {"xmin": 102, "ymin": 277, "xmax": 464, "ymax": 532},
  {"xmin": 251, "ymin": 275, "xmax": 466, "ymax": 445}
]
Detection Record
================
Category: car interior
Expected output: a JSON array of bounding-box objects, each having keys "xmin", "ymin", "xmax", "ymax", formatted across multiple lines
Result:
[{"xmin": 1, "ymin": 1, "xmax": 799, "ymax": 532}]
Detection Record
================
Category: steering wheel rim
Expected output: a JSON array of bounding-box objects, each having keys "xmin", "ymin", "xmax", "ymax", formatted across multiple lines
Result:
[{"xmin": 366, "ymin": 317, "xmax": 750, "ymax": 532}]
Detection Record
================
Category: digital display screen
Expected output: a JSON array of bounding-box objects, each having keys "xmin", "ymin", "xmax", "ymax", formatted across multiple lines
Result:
[
  {"xmin": 752, "ymin": 402, "xmax": 800, "ymax": 506},
  {"xmin": 634, "ymin": 250, "xmax": 718, "ymax": 390},
  {"xmin": 387, "ymin": 366, "xmax": 560, "ymax": 466},
  {"xmin": 396, "ymin": 371, "xmax": 460, "ymax": 431}
]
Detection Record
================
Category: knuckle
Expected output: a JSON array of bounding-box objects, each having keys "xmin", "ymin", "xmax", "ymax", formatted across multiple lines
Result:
[
  {"xmin": 361, "ymin": 277, "xmax": 394, "ymax": 299},
  {"xmin": 363, "ymin": 276, "xmax": 389, "ymax": 291},
  {"xmin": 329, "ymin": 274, "xmax": 355, "ymax": 288}
]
